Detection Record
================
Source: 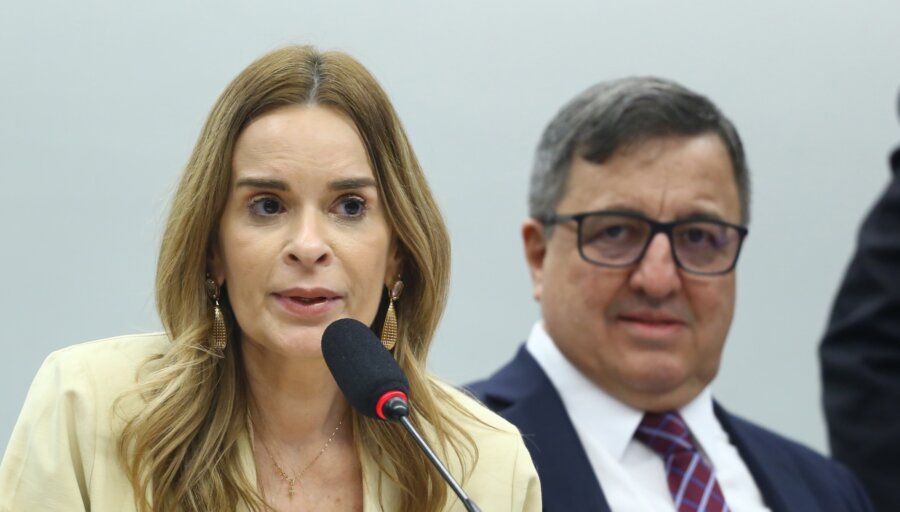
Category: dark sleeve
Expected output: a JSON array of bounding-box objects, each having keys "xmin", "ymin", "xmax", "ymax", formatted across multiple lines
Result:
[{"xmin": 820, "ymin": 145, "xmax": 900, "ymax": 512}]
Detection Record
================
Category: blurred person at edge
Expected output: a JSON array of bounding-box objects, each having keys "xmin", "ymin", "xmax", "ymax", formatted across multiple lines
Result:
[
  {"xmin": 468, "ymin": 77, "xmax": 873, "ymax": 512},
  {"xmin": 821, "ymin": 90, "xmax": 900, "ymax": 512},
  {"xmin": 0, "ymin": 46, "xmax": 540, "ymax": 512}
]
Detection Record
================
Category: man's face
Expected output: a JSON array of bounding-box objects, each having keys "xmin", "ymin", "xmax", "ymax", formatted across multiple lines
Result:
[{"xmin": 523, "ymin": 133, "xmax": 742, "ymax": 411}]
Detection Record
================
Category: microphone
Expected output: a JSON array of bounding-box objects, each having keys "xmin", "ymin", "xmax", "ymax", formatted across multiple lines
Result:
[{"xmin": 322, "ymin": 318, "xmax": 482, "ymax": 512}]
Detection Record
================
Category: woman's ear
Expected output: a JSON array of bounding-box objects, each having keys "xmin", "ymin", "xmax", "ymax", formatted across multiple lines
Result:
[
  {"xmin": 208, "ymin": 242, "xmax": 225, "ymax": 285},
  {"xmin": 385, "ymin": 238, "xmax": 404, "ymax": 287}
]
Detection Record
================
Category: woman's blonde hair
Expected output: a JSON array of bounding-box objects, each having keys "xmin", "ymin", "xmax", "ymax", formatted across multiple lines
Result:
[{"xmin": 118, "ymin": 45, "xmax": 474, "ymax": 512}]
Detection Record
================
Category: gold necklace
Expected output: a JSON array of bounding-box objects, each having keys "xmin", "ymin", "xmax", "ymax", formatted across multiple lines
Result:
[{"xmin": 253, "ymin": 416, "xmax": 344, "ymax": 499}]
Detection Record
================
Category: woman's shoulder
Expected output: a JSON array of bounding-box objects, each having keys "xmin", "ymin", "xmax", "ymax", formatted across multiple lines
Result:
[
  {"xmin": 431, "ymin": 379, "xmax": 523, "ymax": 437},
  {"xmin": 46, "ymin": 332, "xmax": 170, "ymax": 372},
  {"xmin": 428, "ymin": 379, "xmax": 543, "ymax": 511},
  {"xmin": 49, "ymin": 332, "xmax": 170, "ymax": 364},
  {"xmin": 0, "ymin": 334, "xmax": 171, "ymax": 509},
  {"xmin": 36, "ymin": 333, "xmax": 171, "ymax": 403}
]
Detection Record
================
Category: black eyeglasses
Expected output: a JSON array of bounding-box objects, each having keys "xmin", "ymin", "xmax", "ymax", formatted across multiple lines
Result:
[{"xmin": 540, "ymin": 210, "xmax": 749, "ymax": 275}]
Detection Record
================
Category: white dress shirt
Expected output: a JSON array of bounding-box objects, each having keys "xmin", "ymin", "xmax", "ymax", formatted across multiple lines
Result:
[{"xmin": 526, "ymin": 321, "xmax": 771, "ymax": 512}]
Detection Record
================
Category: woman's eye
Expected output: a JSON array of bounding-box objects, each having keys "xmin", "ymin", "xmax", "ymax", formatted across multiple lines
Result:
[
  {"xmin": 248, "ymin": 196, "xmax": 284, "ymax": 217},
  {"xmin": 335, "ymin": 196, "xmax": 367, "ymax": 218}
]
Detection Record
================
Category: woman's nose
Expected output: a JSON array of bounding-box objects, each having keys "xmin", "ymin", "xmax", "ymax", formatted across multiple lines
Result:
[{"xmin": 283, "ymin": 213, "xmax": 333, "ymax": 267}]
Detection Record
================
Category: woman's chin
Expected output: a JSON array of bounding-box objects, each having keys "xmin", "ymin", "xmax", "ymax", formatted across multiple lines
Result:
[{"xmin": 240, "ymin": 330, "xmax": 329, "ymax": 361}]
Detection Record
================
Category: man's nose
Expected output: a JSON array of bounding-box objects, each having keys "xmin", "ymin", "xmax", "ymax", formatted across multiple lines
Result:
[{"xmin": 628, "ymin": 232, "xmax": 682, "ymax": 298}]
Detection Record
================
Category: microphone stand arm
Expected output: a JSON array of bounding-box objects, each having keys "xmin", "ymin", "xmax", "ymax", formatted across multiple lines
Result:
[{"xmin": 398, "ymin": 415, "xmax": 482, "ymax": 512}]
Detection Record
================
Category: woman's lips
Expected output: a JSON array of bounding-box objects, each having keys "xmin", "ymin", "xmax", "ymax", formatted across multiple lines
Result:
[{"xmin": 272, "ymin": 289, "xmax": 342, "ymax": 318}]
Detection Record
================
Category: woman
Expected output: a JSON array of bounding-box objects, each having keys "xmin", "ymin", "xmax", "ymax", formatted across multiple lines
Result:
[{"xmin": 0, "ymin": 46, "xmax": 540, "ymax": 511}]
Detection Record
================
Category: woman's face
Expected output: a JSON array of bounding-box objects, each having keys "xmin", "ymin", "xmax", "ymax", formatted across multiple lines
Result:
[{"xmin": 212, "ymin": 104, "xmax": 400, "ymax": 359}]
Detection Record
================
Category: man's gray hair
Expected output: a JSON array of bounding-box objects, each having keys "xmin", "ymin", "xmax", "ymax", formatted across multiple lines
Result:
[{"xmin": 529, "ymin": 77, "xmax": 750, "ymax": 226}]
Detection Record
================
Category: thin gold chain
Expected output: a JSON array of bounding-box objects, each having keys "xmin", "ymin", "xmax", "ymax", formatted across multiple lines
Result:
[{"xmin": 250, "ymin": 414, "xmax": 344, "ymax": 499}]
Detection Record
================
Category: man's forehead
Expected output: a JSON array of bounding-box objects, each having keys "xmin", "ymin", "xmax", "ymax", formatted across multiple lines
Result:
[{"xmin": 560, "ymin": 134, "xmax": 741, "ymax": 221}]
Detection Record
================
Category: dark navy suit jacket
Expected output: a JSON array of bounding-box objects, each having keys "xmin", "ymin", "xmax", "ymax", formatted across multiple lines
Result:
[
  {"xmin": 821, "ymin": 144, "xmax": 900, "ymax": 512},
  {"xmin": 468, "ymin": 346, "xmax": 873, "ymax": 512}
]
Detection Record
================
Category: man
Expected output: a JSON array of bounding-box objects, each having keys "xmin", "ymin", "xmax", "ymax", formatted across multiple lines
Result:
[
  {"xmin": 468, "ymin": 77, "xmax": 872, "ymax": 511},
  {"xmin": 820, "ymin": 94, "xmax": 900, "ymax": 512}
]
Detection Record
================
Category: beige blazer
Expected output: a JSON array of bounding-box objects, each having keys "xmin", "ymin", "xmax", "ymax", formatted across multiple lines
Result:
[{"xmin": 0, "ymin": 334, "xmax": 541, "ymax": 511}]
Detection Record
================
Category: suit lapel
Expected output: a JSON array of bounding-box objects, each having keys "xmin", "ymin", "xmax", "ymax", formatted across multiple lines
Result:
[
  {"xmin": 480, "ymin": 351, "xmax": 834, "ymax": 512},
  {"xmin": 715, "ymin": 403, "xmax": 808, "ymax": 512},
  {"xmin": 474, "ymin": 347, "xmax": 611, "ymax": 512}
]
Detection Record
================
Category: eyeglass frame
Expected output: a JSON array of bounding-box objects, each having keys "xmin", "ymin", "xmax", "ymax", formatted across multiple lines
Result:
[{"xmin": 539, "ymin": 209, "xmax": 749, "ymax": 276}]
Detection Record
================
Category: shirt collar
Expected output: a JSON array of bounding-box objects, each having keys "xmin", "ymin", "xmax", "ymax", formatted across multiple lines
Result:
[{"xmin": 525, "ymin": 320, "xmax": 720, "ymax": 460}]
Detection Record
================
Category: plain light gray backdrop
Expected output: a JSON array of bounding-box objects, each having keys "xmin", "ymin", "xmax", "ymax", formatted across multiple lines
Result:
[{"xmin": 2, "ymin": 0, "xmax": 899, "ymax": 455}]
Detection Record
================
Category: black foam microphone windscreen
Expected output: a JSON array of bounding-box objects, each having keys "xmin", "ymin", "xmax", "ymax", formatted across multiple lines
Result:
[{"xmin": 321, "ymin": 318, "xmax": 410, "ymax": 418}]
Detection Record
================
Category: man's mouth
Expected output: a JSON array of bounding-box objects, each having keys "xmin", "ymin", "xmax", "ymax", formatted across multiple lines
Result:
[{"xmin": 619, "ymin": 314, "xmax": 684, "ymax": 325}]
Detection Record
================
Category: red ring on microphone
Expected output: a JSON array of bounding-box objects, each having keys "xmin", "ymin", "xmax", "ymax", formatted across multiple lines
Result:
[{"xmin": 376, "ymin": 390, "xmax": 408, "ymax": 420}]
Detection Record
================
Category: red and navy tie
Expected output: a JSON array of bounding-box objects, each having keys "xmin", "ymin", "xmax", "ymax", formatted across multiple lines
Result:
[{"xmin": 634, "ymin": 411, "xmax": 730, "ymax": 512}]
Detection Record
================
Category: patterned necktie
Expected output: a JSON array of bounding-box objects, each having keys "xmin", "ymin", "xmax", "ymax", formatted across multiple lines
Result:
[{"xmin": 634, "ymin": 411, "xmax": 730, "ymax": 512}]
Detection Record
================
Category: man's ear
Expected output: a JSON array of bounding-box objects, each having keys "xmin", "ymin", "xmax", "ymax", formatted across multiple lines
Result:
[{"xmin": 522, "ymin": 218, "xmax": 548, "ymax": 302}]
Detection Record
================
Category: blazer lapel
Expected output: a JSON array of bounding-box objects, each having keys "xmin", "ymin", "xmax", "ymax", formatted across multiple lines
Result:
[{"xmin": 474, "ymin": 346, "xmax": 611, "ymax": 512}]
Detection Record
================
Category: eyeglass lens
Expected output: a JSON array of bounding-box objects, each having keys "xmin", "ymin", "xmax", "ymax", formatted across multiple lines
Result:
[{"xmin": 578, "ymin": 214, "xmax": 742, "ymax": 273}]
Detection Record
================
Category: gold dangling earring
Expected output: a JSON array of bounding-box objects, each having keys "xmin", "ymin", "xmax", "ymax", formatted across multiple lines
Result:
[
  {"xmin": 205, "ymin": 277, "xmax": 227, "ymax": 353},
  {"xmin": 381, "ymin": 279, "xmax": 404, "ymax": 351}
]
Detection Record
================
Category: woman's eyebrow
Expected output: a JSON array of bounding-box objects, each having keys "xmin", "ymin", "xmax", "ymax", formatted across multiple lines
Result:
[
  {"xmin": 329, "ymin": 177, "xmax": 377, "ymax": 191},
  {"xmin": 235, "ymin": 177, "xmax": 289, "ymax": 191}
]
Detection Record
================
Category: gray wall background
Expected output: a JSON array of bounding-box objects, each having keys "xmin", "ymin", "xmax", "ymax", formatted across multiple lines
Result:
[{"xmin": 2, "ymin": 1, "xmax": 899, "ymax": 455}]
